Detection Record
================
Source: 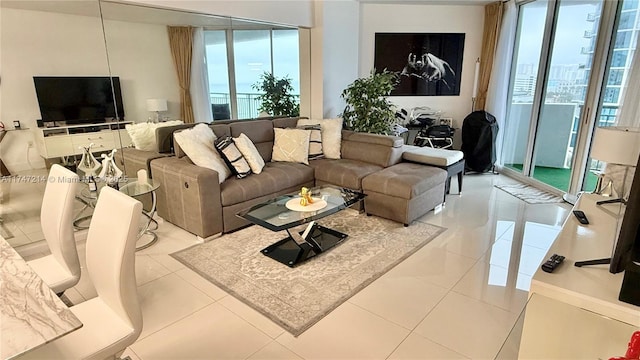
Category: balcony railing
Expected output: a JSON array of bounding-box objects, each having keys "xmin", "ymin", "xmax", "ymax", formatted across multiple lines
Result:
[{"xmin": 210, "ymin": 92, "xmax": 300, "ymax": 119}]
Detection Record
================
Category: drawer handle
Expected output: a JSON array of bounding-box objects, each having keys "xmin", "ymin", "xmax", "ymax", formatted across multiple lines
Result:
[{"xmin": 87, "ymin": 136, "xmax": 103, "ymax": 140}]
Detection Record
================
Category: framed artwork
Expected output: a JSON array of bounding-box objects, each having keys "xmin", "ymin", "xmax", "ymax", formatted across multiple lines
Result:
[{"xmin": 374, "ymin": 33, "xmax": 465, "ymax": 96}]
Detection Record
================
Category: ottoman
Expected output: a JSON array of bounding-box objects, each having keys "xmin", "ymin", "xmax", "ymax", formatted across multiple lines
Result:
[
  {"xmin": 402, "ymin": 145, "xmax": 465, "ymax": 195},
  {"xmin": 362, "ymin": 163, "xmax": 447, "ymax": 226}
]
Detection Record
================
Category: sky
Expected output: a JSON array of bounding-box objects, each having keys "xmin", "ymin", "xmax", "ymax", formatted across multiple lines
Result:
[{"xmin": 517, "ymin": 1, "xmax": 599, "ymax": 68}]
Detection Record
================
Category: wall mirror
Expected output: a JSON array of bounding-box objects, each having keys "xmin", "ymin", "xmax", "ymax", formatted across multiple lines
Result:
[{"xmin": 0, "ymin": 0, "xmax": 309, "ymax": 252}]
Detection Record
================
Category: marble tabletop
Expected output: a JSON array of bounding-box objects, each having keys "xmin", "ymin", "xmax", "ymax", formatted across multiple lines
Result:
[{"xmin": 0, "ymin": 237, "xmax": 82, "ymax": 359}]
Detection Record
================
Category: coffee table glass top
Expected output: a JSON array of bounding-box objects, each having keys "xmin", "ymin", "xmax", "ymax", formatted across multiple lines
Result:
[{"xmin": 237, "ymin": 185, "xmax": 365, "ymax": 231}]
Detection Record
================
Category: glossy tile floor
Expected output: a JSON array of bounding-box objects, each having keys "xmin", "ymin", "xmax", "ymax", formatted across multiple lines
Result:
[{"xmin": 6, "ymin": 172, "xmax": 572, "ymax": 359}]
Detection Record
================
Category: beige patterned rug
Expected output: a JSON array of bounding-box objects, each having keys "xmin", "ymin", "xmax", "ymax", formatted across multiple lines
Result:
[
  {"xmin": 171, "ymin": 210, "xmax": 445, "ymax": 336},
  {"xmin": 495, "ymin": 183, "xmax": 565, "ymax": 204}
]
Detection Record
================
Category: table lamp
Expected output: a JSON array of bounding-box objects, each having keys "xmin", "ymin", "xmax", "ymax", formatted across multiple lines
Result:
[
  {"xmin": 146, "ymin": 98, "xmax": 167, "ymax": 123},
  {"xmin": 590, "ymin": 126, "xmax": 640, "ymax": 205}
]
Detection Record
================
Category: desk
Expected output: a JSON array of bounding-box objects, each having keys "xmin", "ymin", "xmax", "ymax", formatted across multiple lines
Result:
[
  {"xmin": 0, "ymin": 236, "xmax": 82, "ymax": 359},
  {"xmin": 518, "ymin": 193, "xmax": 640, "ymax": 358}
]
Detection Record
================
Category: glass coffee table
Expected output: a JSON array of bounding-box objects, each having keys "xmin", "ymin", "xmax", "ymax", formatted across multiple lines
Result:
[{"xmin": 237, "ymin": 185, "xmax": 365, "ymax": 267}]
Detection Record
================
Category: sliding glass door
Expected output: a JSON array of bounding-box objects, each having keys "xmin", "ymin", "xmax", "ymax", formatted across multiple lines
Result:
[
  {"xmin": 530, "ymin": 0, "xmax": 601, "ymax": 192},
  {"xmin": 501, "ymin": 0, "xmax": 627, "ymax": 196}
]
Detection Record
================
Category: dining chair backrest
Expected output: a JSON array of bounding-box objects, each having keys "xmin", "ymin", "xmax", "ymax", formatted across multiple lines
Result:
[
  {"xmin": 41, "ymin": 164, "xmax": 80, "ymax": 283},
  {"xmin": 86, "ymin": 186, "xmax": 143, "ymax": 339}
]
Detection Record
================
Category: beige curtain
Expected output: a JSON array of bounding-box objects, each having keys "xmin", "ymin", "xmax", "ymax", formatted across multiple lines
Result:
[
  {"xmin": 476, "ymin": 1, "xmax": 504, "ymax": 110},
  {"xmin": 167, "ymin": 26, "xmax": 195, "ymax": 123}
]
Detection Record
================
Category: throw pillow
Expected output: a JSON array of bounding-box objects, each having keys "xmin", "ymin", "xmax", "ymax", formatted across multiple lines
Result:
[
  {"xmin": 215, "ymin": 135, "xmax": 252, "ymax": 179},
  {"xmin": 272, "ymin": 128, "xmax": 311, "ymax": 165},
  {"xmin": 297, "ymin": 124, "xmax": 323, "ymax": 160},
  {"xmin": 173, "ymin": 123, "xmax": 230, "ymax": 183},
  {"xmin": 125, "ymin": 120, "xmax": 184, "ymax": 152},
  {"xmin": 297, "ymin": 118, "xmax": 343, "ymax": 159},
  {"xmin": 233, "ymin": 133, "xmax": 265, "ymax": 174}
]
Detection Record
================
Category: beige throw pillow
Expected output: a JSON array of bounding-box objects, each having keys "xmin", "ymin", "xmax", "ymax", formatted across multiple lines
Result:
[
  {"xmin": 233, "ymin": 133, "xmax": 265, "ymax": 174},
  {"xmin": 174, "ymin": 123, "xmax": 230, "ymax": 183},
  {"xmin": 272, "ymin": 128, "xmax": 311, "ymax": 165},
  {"xmin": 297, "ymin": 118, "xmax": 343, "ymax": 159},
  {"xmin": 126, "ymin": 120, "xmax": 184, "ymax": 151}
]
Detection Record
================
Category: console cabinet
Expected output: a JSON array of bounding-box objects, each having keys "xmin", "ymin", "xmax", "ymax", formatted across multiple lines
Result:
[
  {"xmin": 34, "ymin": 122, "xmax": 133, "ymax": 159},
  {"xmin": 518, "ymin": 193, "xmax": 639, "ymax": 358}
]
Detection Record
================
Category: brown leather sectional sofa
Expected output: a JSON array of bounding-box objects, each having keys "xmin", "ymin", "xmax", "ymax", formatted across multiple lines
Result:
[{"xmin": 118, "ymin": 117, "xmax": 447, "ymax": 238}]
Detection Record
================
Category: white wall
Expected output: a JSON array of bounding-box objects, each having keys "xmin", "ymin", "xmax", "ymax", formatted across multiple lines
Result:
[
  {"xmin": 102, "ymin": 19, "xmax": 180, "ymax": 122},
  {"xmin": 0, "ymin": 8, "xmax": 180, "ymax": 171},
  {"xmin": 0, "ymin": 8, "xmax": 110, "ymax": 171},
  {"xmin": 121, "ymin": 0, "xmax": 314, "ymax": 28},
  {"xmin": 359, "ymin": 3, "xmax": 484, "ymax": 130},
  {"xmin": 322, "ymin": 0, "xmax": 360, "ymax": 118}
]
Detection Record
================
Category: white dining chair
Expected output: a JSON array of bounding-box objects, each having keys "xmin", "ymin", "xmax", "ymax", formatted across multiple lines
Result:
[
  {"xmin": 22, "ymin": 186, "xmax": 143, "ymax": 360},
  {"xmin": 27, "ymin": 164, "xmax": 81, "ymax": 295}
]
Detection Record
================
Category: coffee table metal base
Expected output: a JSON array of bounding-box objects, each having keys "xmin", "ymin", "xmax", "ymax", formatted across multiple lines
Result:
[{"xmin": 261, "ymin": 223, "xmax": 347, "ymax": 267}]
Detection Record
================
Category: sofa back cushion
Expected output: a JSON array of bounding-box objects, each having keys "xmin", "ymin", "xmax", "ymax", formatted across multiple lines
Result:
[
  {"xmin": 156, "ymin": 123, "xmax": 197, "ymax": 153},
  {"xmin": 272, "ymin": 117, "xmax": 301, "ymax": 129},
  {"xmin": 230, "ymin": 120, "xmax": 274, "ymax": 162},
  {"xmin": 340, "ymin": 130, "xmax": 404, "ymax": 168}
]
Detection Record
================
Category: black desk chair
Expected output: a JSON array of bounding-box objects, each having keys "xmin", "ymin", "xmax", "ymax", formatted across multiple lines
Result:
[{"xmin": 212, "ymin": 103, "xmax": 231, "ymax": 120}]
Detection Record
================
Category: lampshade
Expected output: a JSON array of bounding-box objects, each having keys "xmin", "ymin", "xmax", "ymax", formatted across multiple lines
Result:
[
  {"xmin": 146, "ymin": 98, "xmax": 167, "ymax": 112},
  {"xmin": 591, "ymin": 126, "xmax": 640, "ymax": 166}
]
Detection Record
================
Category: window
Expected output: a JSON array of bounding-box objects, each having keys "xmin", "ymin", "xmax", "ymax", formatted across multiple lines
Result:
[
  {"xmin": 204, "ymin": 28, "xmax": 301, "ymax": 119},
  {"xmin": 204, "ymin": 31, "xmax": 231, "ymax": 119},
  {"xmin": 618, "ymin": 11, "xmax": 636, "ymax": 30},
  {"xmin": 603, "ymin": 87, "xmax": 621, "ymax": 103},
  {"xmin": 611, "ymin": 50, "xmax": 628, "ymax": 67},
  {"xmin": 614, "ymin": 30, "xmax": 633, "ymax": 48},
  {"xmin": 608, "ymin": 69, "xmax": 624, "ymax": 85}
]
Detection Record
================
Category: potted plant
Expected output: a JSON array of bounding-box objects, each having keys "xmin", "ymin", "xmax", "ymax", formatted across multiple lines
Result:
[
  {"xmin": 252, "ymin": 72, "xmax": 300, "ymax": 117},
  {"xmin": 340, "ymin": 69, "xmax": 399, "ymax": 134}
]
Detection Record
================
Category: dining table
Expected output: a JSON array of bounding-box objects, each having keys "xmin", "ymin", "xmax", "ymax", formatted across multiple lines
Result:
[{"xmin": 0, "ymin": 235, "xmax": 82, "ymax": 359}]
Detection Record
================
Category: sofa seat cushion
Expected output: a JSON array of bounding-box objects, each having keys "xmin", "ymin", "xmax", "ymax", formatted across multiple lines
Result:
[
  {"xmin": 313, "ymin": 159, "xmax": 383, "ymax": 190},
  {"xmin": 220, "ymin": 161, "xmax": 314, "ymax": 206},
  {"xmin": 402, "ymin": 145, "xmax": 464, "ymax": 167},
  {"xmin": 362, "ymin": 163, "xmax": 447, "ymax": 200}
]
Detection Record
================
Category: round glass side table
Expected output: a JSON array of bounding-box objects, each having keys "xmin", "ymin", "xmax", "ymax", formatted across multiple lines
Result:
[{"xmin": 119, "ymin": 179, "xmax": 161, "ymax": 251}]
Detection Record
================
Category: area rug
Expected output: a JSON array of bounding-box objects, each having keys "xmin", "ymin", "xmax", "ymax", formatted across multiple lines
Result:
[
  {"xmin": 495, "ymin": 183, "xmax": 564, "ymax": 204},
  {"xmin": 170, "ymin": 210, "xmax": 445, "ymax": 336}
]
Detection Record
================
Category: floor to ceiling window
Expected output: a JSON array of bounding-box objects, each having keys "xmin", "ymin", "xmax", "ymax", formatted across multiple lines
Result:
[
  {"xmin": 204, "ymin": 28, "xmax": 300, "ymax": 119},
  {"xmin": 501, "ymin": 0, "xmax": 637, "ymax": 195}
]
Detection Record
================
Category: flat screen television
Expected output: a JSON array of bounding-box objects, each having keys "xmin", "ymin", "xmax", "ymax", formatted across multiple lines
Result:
[
  {"xmin": 611, "ymin": 153, "xmax": 640, "ymax": 273},
  {"xmin": 33, "ymin": 76, "xmax": 125, "ymax": 125}
]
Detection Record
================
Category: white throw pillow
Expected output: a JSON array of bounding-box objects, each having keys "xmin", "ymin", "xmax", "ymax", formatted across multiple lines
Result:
[
  {"xmin": 173, "ymin": 123, "xmax": 230, "ymax": 183},
  {"xmin": 234, "ymin": 133, "xmax": 265, "ymax": 174},
  {"xmin": 297, "ymin": 118, "xmax": 343, "ymax": 159},
  {"xmin": 272, "ymin": 128, "xmax": 311, "ymax": 165},
  {"xmin": 126, "ymin": 120, "xmax": 184, "ymax": 151}
]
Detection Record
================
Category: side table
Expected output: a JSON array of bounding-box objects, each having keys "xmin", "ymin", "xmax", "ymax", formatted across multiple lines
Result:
[{"xmin": 119, "ymin": 179, "xmax": 160, "ymax": 251}]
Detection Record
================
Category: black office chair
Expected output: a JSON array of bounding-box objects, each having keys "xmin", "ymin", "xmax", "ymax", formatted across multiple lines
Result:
[{"xmin": 212, "ymin": 103, "xmax": 231, "ymax": 120}]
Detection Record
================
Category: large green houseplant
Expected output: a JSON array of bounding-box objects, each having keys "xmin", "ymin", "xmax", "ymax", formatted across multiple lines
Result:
[
  {"xmin": 252, "ymin": 72, "xmax": 300, "ymax": 117},
  {"xmin": 341, "ymin": 69, "xmax": 399, "ymax": 134}
]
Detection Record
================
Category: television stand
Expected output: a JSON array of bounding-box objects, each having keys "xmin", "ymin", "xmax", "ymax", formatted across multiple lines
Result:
[{"xmin": 34, "ymin": 121, "xmax": 133, "ymax": 160}]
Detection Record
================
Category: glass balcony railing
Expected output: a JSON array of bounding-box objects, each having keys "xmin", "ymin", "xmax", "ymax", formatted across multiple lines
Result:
[{"xmin": 210, "ymin": 92, "xmax": 300, "ymax": 119}]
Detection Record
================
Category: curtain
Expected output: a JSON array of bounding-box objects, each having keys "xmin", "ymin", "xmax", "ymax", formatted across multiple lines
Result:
[
  {"xmin": 605, "ymin": 44, "xmax": 640, "ymax": 196},
  {"xmin": 190, "ymin": 27, "xmax": 213, "ymax": 123},
  {"xmin": 476, "ymin": 1, "xmax": 504, "ymax": 110},
  {"xmin": 168, "ymin": 26, "xmax": 195, "ymax": 123},
  {"xmin": 486, "ymin": 0, "xmax": 517, "ymax": 166}
]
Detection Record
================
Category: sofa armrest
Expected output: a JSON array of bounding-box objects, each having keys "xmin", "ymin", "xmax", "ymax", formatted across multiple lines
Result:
[
  {"xmin": 150, "ymin": 157, "xmax": 223, "ymax": 238},
  {"xmin": 115, "ymin": 147, "xmax": 167, "ymax": 178},
  {"xmin": 341, "ymin": 130, "xmax": 404, "ymax": 168}
]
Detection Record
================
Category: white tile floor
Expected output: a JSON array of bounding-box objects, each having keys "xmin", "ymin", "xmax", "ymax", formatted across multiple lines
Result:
[{"xmin": 5, "ymin": 172, "xmax": 572, "ymax": 359}]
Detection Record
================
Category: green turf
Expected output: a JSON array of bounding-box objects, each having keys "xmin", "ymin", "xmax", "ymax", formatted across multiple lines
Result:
[{"xmin": 505, "ymin": 164, "xmax": 598, "ymax": 192}]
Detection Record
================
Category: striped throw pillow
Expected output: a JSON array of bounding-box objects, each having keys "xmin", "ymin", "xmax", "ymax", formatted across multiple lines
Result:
[
  {"xmin": 297, "ymin": 124, "xmax": 323, "ymax": 160},
  {"xmin": 214, "ymin": 135, "xmax": 252, "ymax": 179}
]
